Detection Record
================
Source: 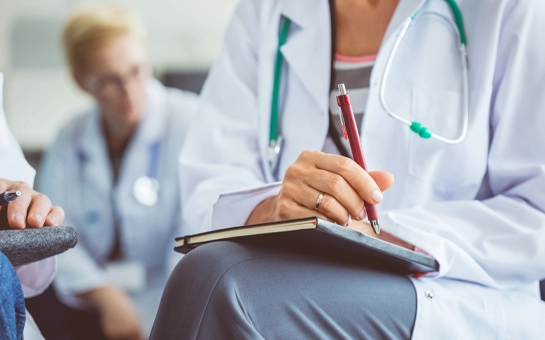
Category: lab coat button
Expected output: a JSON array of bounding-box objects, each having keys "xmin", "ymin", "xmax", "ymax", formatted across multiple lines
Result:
[{"xmin": 425, "ymin": 291, "xmax": 434, "ymax": 300}]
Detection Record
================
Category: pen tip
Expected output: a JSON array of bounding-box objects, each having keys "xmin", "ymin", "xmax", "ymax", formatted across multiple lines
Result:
[
  {"xmin": 338, "ymin": 83, "xmax": 347, "ymax": 95},
  {"xmin": 371, "ymin": 220, "xmax": 380, "ymax": 235},
  {"xmin": 5, "ymin": 191, "xmax": 21, "ymax": 203}
]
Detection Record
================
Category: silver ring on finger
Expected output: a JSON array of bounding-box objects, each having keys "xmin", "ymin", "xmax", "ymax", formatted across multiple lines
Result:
[{"xmin": 314, "ymin": 192, "xmax": 325, "ymax": 211}]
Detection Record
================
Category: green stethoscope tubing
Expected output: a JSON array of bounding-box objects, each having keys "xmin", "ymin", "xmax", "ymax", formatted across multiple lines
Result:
[
  {"xmin": 269, "ymin": 17, "xmax": 291, "ymax": 150},
  {"xmin": 381, "ymin": 0, "xmax": 469, "ymax": 144},
  {"xmin": 443, "ymin": 0, "xmax": 466, "ymax": 45},
  {"xmin": 269, "ymin": 0, "xmax": 469, "ymax": 155}
]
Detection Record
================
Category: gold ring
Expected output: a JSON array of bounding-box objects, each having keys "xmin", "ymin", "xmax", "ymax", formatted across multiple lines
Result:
[{"xmin": 315, "ymin": 193, "xmax": 325, "ymax": 211}]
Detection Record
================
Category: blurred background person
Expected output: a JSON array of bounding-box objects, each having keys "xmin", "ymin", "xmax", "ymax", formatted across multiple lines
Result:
[{"xmin": 32, "ymin": 6, "xmax": 198, "ymax": 339}]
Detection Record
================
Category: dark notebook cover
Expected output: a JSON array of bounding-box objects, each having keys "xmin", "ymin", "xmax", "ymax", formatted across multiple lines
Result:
[
  {"xmin": 0, "ymin": 226, "xmax": 77, "ymax": 266},
  {"xmin": 175, "ymin": 218, "xmax": 439, "ymax": 275}
]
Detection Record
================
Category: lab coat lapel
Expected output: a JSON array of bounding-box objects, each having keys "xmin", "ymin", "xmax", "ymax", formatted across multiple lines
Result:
[
  {"xmin": 258, "ymin": 0, "xmax": 332, "ymax": 181},
  {"xmin": 280, "ymin": 0, "xmax": 331, "ymax": 116},
  {"xmin": 264, "ymin": 0, "xmax": 332, "ymax": 176},
  {"xmin": 384, "ymin": 0, "xmax": 425, "ymax": 41},
  {"xmin": 78, "ymin": 110, "xmax": 112, "ymax": 195}
]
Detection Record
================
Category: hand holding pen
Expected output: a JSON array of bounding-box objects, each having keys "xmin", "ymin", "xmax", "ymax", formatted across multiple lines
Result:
[
  {"xmin": 246, "ymin": 93, "xmax": 394, "ymax": 229},
  {"xmin": 0, "ymin": 179, "xmax": 64, "ymax": 229},
  {"xmin": 246, "ymin": 150, "xmax": 393, "ymax": 228}
]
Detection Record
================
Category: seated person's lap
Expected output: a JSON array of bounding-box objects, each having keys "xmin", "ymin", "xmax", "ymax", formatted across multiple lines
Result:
[{"xmin": 151, "ymin": 241, "xmax": 417, "ymax": 340}]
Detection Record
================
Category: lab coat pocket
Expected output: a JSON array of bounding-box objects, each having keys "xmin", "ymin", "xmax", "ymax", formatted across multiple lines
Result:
[{"xmin": 408, "ymin": 88, "xmax": 478, "ymax": 189}]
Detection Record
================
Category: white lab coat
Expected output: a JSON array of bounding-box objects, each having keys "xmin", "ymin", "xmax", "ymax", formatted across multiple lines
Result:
[
  {"xmin": 180, "ymin": 0, "xmax": 545, "ymax": 338},
  {"xmin": 38, "ymin": 79, "xmax": 198, "ymax": 334},
  {"xmin": 1, "ymin": 72, "xmax": 54, "ymax": 339}
]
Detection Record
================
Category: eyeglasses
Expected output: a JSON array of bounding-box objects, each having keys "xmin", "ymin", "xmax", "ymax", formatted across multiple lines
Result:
[{"xmin": 84, "ymin": 64, "xmax": 149, "ymax": 97}]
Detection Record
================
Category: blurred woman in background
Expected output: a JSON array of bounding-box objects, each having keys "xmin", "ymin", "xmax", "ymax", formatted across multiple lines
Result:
[{"xmin": 35, "ymin": 6, "xmax": 197, "ymax": 339}]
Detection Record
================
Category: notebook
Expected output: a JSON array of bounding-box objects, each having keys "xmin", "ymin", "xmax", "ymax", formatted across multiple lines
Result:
[
  {"xmin": 175, "ymin": 217, "xmax": 439, "ymax": 274},
  {"xmin": 0, "ymin": 226, "xmax": 77, "ymax": 266}
]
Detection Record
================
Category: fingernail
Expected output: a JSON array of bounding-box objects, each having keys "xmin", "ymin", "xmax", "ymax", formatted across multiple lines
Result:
[
  {"xmin": 33, "ymin": 214, "xmax": 43, "ymax": 223},
  {"xmin": 360, "ymin": 209, "xmax": 367, "ymax": 220},
  {"xmin": 372, "ymin": 190, "xmax": 383, "ymax": 203},
  {"xmin": 346, "ymin": 215, "xmax": 352, "ymax": 227},
  {"xmin": 49, "ymin": 216, "xmax": 58, "ymax": 226},
  {"xmin": 14, "ymin": 213, "xmax": 24, "ymax": 225}
]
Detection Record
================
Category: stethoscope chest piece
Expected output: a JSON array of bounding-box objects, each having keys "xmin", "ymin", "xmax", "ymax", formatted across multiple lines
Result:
[
  {"xmin": 268, "ymin": 135, "xmax": 284, "ymax": 172},
  {"xmin": 133, "ymin": 175, "xmax": 160, "ymax": 207}
]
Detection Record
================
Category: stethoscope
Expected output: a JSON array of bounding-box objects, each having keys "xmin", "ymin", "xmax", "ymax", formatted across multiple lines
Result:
[
  {"xmin": 76, "ymin": 111, "xmax": 171, "ymax": 209},
  {"xmin": 268, "ymin": 0, "xmax": 469, "ymax": 168},
  {"xmin": 130, "ymin": 107, "xmax": 175, "ymax": 207},
  {"xmin": 132, "ymin": 141, "xmax": 161, "ymax": 207},
  {"xmin": 77, "ymin": 141, "xmax": 162, "ymax": 208}
]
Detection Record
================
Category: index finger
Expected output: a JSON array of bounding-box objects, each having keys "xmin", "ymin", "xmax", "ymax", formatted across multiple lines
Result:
[
  {"xmin": 0, "ymin": 179, "xmax": 13, "ymax": 193},
  {"xmin": 304, "ymin": 151, "xmax": 393, "ymax": 204},
  {"xmin": 5, "ymin": 182, "xmax": 33, "ymax": 229}
]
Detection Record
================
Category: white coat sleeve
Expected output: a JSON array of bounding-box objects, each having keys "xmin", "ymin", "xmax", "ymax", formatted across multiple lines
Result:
[
  {"xmin": 381, "ymin": 0, "xmax": 545, "ymax": 289},
  {"xmin": 0, "ymin": 73, "xmax": 56, "ymax": 298},
  {"xmin": 179, "ymin": 0, "xmax": 280, "ymax": 234},
  {"xmin": 0, "ymin": 73, "xmax": 36, "ymax": 186},
  {"xmin": 37, "ymin": 127, "xmax": 109, "ymax": 295}
]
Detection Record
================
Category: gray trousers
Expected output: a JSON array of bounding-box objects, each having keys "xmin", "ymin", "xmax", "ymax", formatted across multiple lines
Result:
[{"xmin": 150, "ymin": 241, "xmax": 416, "ymax": 340}]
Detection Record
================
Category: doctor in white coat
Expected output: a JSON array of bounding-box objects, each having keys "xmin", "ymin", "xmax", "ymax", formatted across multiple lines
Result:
[
  {"xmin": 37, "ymin": 6, "xmax": 197, "ymax": 340},
  {"xmin": 0, "ymin": 72, "xmax": 65, "ymax": 339},
  {"xmin": 152, "ymin": 0, "xmax": 545, "ymax": 339}
]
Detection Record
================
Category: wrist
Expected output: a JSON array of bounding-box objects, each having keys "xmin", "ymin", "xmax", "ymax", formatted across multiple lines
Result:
[{"xmin": 246, "ymin": 196, "xmax": 277, "ymax": 225}]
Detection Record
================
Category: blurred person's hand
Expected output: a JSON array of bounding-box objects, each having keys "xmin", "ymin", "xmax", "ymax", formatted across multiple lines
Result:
[
  {"xmin": 0, "ymin": 179, "xmax": 65, "ymax": 229},
  {"xmin": 82, "ymin": 285, "xmax": 144, "ymax": 340}
]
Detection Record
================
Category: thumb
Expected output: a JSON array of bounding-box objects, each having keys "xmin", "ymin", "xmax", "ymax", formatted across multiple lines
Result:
[{"xmin": 368, "ymin": 171, "xmax": 395, "ymax": 192}]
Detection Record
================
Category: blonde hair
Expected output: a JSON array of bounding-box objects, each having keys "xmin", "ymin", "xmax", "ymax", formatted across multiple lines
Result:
[{"xmin": 62, "ymin": 5, "xmax": 146, "ymax": 76}]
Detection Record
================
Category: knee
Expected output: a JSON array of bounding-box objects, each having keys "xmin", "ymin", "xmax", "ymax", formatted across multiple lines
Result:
[{"xmin": 168, "ymin": 241, "xmax": 251, "ymax": 288}]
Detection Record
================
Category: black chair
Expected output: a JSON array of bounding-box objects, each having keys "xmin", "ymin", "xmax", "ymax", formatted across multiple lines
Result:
[
  {"xmin": 540, "ymin": 280, "xmax": 545, "ymax": 301},
  {"xmin": 161, "ymin": 70, "xmax": 209, "ymax": 94}
]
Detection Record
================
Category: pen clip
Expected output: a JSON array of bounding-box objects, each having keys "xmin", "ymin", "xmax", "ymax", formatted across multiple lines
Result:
[{"xmin": 337, "ymin": 105, "xmax": 349, "ymax": 140}]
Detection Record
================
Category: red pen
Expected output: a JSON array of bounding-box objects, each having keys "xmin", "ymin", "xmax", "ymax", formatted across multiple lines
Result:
[{"xmin": 336, "ymin": 83, "xmax": 380, "ymax": 235}]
